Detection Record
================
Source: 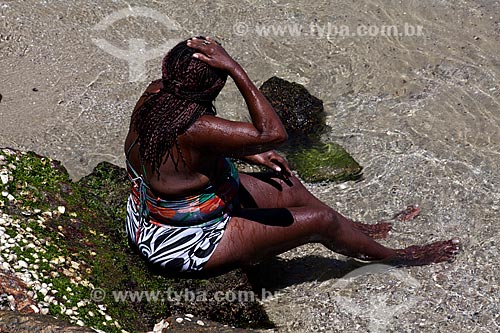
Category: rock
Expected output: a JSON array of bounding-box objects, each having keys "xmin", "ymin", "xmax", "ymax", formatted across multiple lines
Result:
[
  {"xmin": 0, "ymin": 148, "xmax": 272, "ymax": 332},
  {"xmin": 259, "ymin": 77, "xmax": 363, "ymax": 183},
  {"xmin": 0, "ymin": 269, "xmax": 38, "ymax": 313},
  {"xmin": 287, "ymin": 142, "xmax": 363, "ymax": 183},
  {"xmin": 0, "ymin": 310, "xmax": 95, "ymax": 333},
  {"xmin": 259, "ymin": 76, "xmax": 326, "ymax": 142},
  {"xmin": 153, "ymin": 319, "xmax": 169, "ymax": 331}
]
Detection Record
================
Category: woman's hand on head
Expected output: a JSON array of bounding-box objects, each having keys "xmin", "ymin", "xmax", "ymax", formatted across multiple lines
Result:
[{"xmin": 186, "ymin": 37, "xmax": 239, "ymax": 72}]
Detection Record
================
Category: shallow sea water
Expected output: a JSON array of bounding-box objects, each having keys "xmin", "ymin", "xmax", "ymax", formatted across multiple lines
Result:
[{"xmin": 1, "ymin": 0, "xmax": 499, "ymax": 332}]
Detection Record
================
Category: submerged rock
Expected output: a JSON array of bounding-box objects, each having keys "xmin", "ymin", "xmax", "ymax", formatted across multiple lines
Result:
[
  {"xmin": 260, "ymin": 76, "xmax": 326, "ymax": 142},
  {"xmin": 260, "ymin": 77, "xmax": 363, "ymax": 183},
  {"xmin": 287, "ymin": 143, "xmax": 363, "ymax": 183}
]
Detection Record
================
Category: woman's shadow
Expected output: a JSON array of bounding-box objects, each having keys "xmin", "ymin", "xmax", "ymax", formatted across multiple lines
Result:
[{"xmin": 244, "ymin": 255, "xmax": 377, "ymax": 294}]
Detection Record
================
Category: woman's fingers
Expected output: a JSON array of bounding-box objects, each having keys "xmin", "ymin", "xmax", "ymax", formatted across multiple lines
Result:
[
  {"xmin": 186, "ymin": 37, "xmax": 208, "ymax": 51},
  {"xmin": 192, "ymin": 53, "xmax": 210, "ymax": 62},
  {"xmin": 242, "ymin": 151, "xmax": 291, "ymax": 178},
  {"xmin": 254, "ymin": 152, "xmax": 281, "ymax": 172},
  {"xmin": 268, "ymin": 160, "xmax": 282, "ymax": 172},
  {"xmin": 186, "ymin": 38, "xmax": 207, "ymax": 53},
  {"xmin": 269, "ymin": 154, "xmax": 292, "ymax": 177},
  {"xmin": 187, "ymin": 36, "xmax": 219, "ymax": 53},
  {"xmin": 272, "ymin": 159, "xmax": 291, "ymax": 177},
  {"xmin": 186, "ymin": 36, "xmax": 234, "ymax": 70}
]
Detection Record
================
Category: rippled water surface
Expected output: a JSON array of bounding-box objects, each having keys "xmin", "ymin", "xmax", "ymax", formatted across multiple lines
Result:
[{"xmin": 1, "ymin": 0, "xmax": 499, "ymax": 332}]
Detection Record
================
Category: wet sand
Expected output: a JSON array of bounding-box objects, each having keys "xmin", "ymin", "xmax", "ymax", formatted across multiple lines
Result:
[{"xmin": 1, "ymin": 0, "xmax": 499, "ymax": 332}]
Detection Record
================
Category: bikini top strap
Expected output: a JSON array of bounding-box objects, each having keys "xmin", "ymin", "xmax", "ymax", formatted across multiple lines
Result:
[
  {"xmin": 125, "ymin": 137, "xmax": 146, "ymax": 181},
  {"xmin": 126, "ymin": 137, "xmax": 139, "ymax": 159}
]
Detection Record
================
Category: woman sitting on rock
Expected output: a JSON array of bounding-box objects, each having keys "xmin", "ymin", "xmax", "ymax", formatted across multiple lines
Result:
[{"xmin": 124, "ymin": 36, "xmax": 460, "ymax": 274}]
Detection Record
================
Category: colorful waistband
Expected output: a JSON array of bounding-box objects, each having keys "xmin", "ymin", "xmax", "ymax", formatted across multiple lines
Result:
[{"xmin": 129, "ymin": 158, "xmax": 239, "ymax": 227}]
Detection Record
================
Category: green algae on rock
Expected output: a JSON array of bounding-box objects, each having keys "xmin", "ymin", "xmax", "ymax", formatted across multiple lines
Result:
[
  {"xmin": 0, "ymin": 148, "xmax": 271, "ymax": 333},
  {"xmin": 286, "ymin": 143, "xmax": 363, "ymax": 183}
]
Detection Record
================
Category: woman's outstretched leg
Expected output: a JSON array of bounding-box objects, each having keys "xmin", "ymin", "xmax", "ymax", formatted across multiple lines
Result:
[{"xmin": 204, "ymin": 205, "xmax": 459, "ymax": 273}]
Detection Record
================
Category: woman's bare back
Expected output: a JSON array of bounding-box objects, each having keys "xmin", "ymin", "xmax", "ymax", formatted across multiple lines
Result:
[{"xmin": 124, "ymin": 81, "xmax": 221, "ymax": 198}]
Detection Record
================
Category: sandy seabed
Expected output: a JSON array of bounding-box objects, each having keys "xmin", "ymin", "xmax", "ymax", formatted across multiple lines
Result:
[{"xmin": 1, "ymin": 0, "xmax": 499, "ymax": 332}]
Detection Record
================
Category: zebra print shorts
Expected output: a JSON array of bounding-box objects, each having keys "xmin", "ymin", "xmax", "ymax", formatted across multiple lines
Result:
[{"xmin": 125, "ymin": 194, "xmax": 230, "ymax": 272}]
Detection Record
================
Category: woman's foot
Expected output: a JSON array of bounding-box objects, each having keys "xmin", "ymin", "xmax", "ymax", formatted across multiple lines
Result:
[
  {"xmin": 390, "ymin": 239, "xmax": 460, "ymax": 266},
  {"xmin": 352, "ymin": 205, "xmax": 422, "ymax": 239},
  {"xmin": 392, "ymin": 204, "xmax": 421, "ymax": 221},
  {"xmin": 352, "ymin": 221, "xmax": 392, "ymax": 239}
]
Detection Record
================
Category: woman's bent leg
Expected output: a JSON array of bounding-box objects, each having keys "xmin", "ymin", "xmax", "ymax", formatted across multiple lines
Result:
[
  {"xmin": 238, "ymin": 173, "xmax": 401, "ymax": 239},
  {"xmin": 204, "ymin": 172, "xmax": 459, "ymax": 273}
]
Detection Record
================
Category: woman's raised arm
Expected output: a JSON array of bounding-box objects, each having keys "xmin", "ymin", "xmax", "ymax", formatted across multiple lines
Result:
[{"xmin": 184, "ymin": 37, "xmax": 288, "ymax": 156}]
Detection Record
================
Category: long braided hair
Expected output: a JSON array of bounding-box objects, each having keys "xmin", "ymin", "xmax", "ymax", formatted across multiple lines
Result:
[{"xmin": 132, "ymin": 37, "xmax": 227, "ymax": 175}]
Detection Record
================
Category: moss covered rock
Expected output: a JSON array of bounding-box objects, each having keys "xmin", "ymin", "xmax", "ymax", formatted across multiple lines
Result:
[
  {"xmin": 0, "ymin": 148, "xmax": 270, "ymax": 332},
  {"xmin": 259, "ymin": 76, "xmax": 363, "ymax": 183},
  {"xmin": 286, "ymin": 143, "xmax": 363, "ymax": 183}
]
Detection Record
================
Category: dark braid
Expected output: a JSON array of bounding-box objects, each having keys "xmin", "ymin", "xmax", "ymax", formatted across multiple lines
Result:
[{"xmin": 132, "ymin": 36, "xmax": 227, "ymax": 175}]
